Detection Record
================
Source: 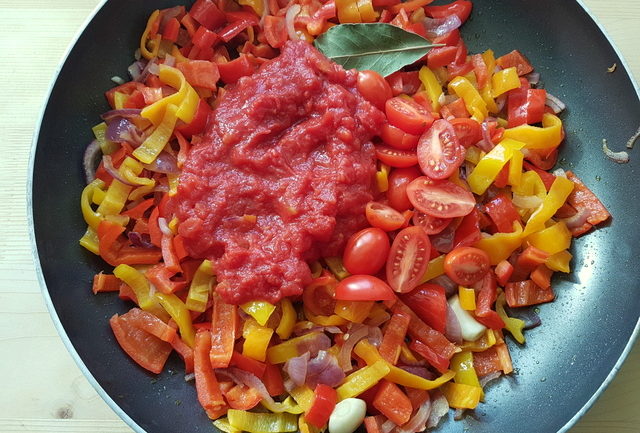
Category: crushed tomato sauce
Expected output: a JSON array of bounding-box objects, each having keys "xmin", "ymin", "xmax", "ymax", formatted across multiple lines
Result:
[{"xmin": 171, "ymin": 41, "xmax": 385, "ymax": 305}]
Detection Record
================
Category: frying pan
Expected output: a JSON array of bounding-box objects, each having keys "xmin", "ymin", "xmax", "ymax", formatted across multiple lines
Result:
[{"xmin": 29, "ymin": 0, "xmax": 640, "ymax": 432}]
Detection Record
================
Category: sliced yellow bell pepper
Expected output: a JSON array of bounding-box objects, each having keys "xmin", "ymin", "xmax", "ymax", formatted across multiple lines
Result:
[
  {"xmin": 335, "ymin": 0, "xmax": 362, "ymax": 23},
  {"xmin": 185, "ymin": 259, "xmax": 214, "ymax": 312},
  {"xmin": 474, "ymin": 222, "xmax": 523, "ymax": 265},
  {"xmin": 480, "ymin": 85, "xmax": 499, "ymax": 114},
  {"xmin": 242, "ymin": 318, "xmax": 274, "ymax": 362},
  {"xmin": 128, "ymin": 184, "xmax": 155, "ymax": 201},
  {"xmin": 336, "ymin": 360, "xmax": 390, "ymax": 400},
  {"xmin": 491, "ymin": 67, "xmax": 520, "ymax": 97},
  {"xmin": 267, "ymin": 332, "xmax": 324, "ymax": 364},
  {"xmin": 522, "ymin": 176, "xmax": 574, "ymax": 236},
  {"xmin": 546, "ymin": 250, "xmax": 573, "ymax": 273},
  {"xmin": 113, "ymin": 264, "xmax": 169, "ymax": 321},
  {"xmin": 140, "ymin": 10, "xmax": 161, "ymax": 60},
  {"xmin": 376, "ymin": 163, "xmax": 390, "ymax": 193},
  {"xmin": 356, "ymin": 0, "xmax": 378, "ymax": 22},
  {"xmin": 133, "ymin": 103, "xmax": 179, "ymax": 164},
  {"xmin": 96, "ymin": 179, "xmax": 132, "ymax": 217},
  {"xmin": 324, "ymin": 256, "xmax": 350, "ymax": 280},
  {"xmin": 467, "ymin": 138, "xmax": 525, "ymax": 195},
  {"xmin": 241, "ymin": 301, "xmax": 276, "ymax": 326},
  {"xmin": 420, "ymin": 254, "xmax": 446, "ymax": 284},
  {"xmin": 239, "ymin": 0, "xmax": 264, "ymax": 16},
  {"xmin": 496, "ymin": 293, "xmax": 525, "ymax": 344},
  {"xmin": 261, "ymin": 396, "xmax": 303, "ymax": 415},
  {"xmin": 81, "ymin": 179, "xmax": 106, "ymax": 230},
  {"xmin": 227, "ymin": 410, "xmax": 298, "ymax": 433},
  {"xmin": 526, "ymin": 221, "xmax": 572, "ymax": 255},
  {"xmin": 459, "ymin": 287, "xmax": 476, "ymax": 310},
  {"xmin": 141, "ymin": 65, "xmax": 199, "ymax": 126},
  {"xmin": 448, "ymin": 76, "xmax": 488, "ymax": 122},
  {"xmin": 276, "ymin": 298, "xmax": 296, "ymax": 340},
  {"xmin": 213, "ymin": 418, "xmax": 242, "ymax": 433},
  {"xmin": 460, "ymin": 329, "xmax": 497, "ymax": 352},
  {"xmin": 120, "ymin": 157, "xmax": 155, "ymax": 187},
  {"xmin": 304, "ymin": 307, "xmax": 348, "ymax": 327},
  {"xmin": 92, "ymin": 122, "xmax": 119, "ymax": 155},
  {"xmin": 79, "ymin": 226, "xmax": 100, "ymax": 255},
  {"xmin": 482, "ymin": 49, "xmax": 496, "ymax": 78},
  {"xmin": 508, "ymin": 149, "xmax": 524, "ymax": 187},
  {"xmin": 419, "ymin": 66, "xmax": 444, "ymax": 112},
  {"xmin": 288, "ymin": 386, "xmax": 315, "ymax": 412},
  {"xmin": 512, "ymin": 170, "xmax": 547, "ymax": 199},
  {"xmin": 451, "ymin": 351, "xmax": 482, "ymax": 399},
  {"xmin": 465, "ymin": 146, "xmax": 484, "ymax": 165},
  {"xmin": 441, "ymin": 382, "xmax": 482, "ymax": 409},
  {"xmin": 335, "ymin": 300, "xmax": 374, "ymax": 323},
  {"xmin": 503, "ymin": 113, "xmax": 563, "ymax": 150},
  {"xmin": 155, "ymin": 292, "xmax": 196, "ymax": 348}
]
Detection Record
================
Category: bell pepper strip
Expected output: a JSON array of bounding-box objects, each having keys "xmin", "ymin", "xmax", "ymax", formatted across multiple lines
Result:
[
  {"xmin": 334, "ymin": 300, "xmax": 374, "ymax": 323},
  {"xmin": 448, "ymin": 76, "xmax": 488, "ymax": 122},
  {"xmin": 354, "ymin": 340, "xmax": 456, "ymax": 391},
  {"xmin": 418, "ymin": 66, "xmax": 443, "ymax": 112},
  {"xmin": 242, "ymin": 318, "xmax": 274, "ymax": 362},
  {"xmin": 145, "ymin": 264, "xmax": 187, "ymax": 294},
  {"xmin": 121, "ymin": 197, "xmax": 154, "ymax": 219},
  {"xmin": 335, "ymin": 0, "xmax": 362, "ymax": 22},
  {"xmin": 525, "ymin": 221, "xmax": 571, "ymax": 255},
  {"xmin": 267, "ymin": 332, "xmax": 325, "ymax": 364},
  {"xmin": 120, "ymin": 157, "xmax": 155, "ymax": 187},
  {"xmin": 472, "ymin": 345, "xmax": 504, "ymax": 377},
  {"xmin": 241, "ymin": 301, "xmax": 276, "ymax": 326},
  {"xmin": 376, "ymin": 163, "xmax": 390, "ymax": 193},
  {"xmin": 453, "ymin": 208, "xmax": 481, "ymax": 249},
  {"xmin": 170, "ymin": 333, "xmax": 195, "ymax": 374},
  {"xmin": 110, "ymin": 313, "xmax": 172, "ymax": 374},
  {"xmin": 190, "ymin": 0, "xmax": 226, "ymax": 30},
  {"xmin": 140, "ymin": 10, "xmax": 162, "ymax": 60},
  {"xmin": 474, "ymin": 221, "xmax": 523, "ymax": 265},
  {"xmin": 92, "ymin": 273, "xmax": 121, "ymax": 294},
  {"xmin": 508, "ymin": 82, "xmax": 546, "ymax": 128},
  {"xmin": 491, "ymin": 67, "xmax": 520, "ymax": 97},
  {"xmin": 419, "ymin": 254, "xmax": 446, "ymax": 284},
  {"xmin": 458, "ymin": 287, "xmax": 476, "ymax": 310},
  {"xmin": 81, "ymin": 179, "xmax": 106, "ymax": 229},
  {"xmin": 80, "ymin": 226, "xmax": 100, "ymax": 255},
  {"xmin": 400, "ymin": 284, "xmax": 447, "ymax": 334},
  {"xmin": 224, "ymin": 385, "xmax": 263, "ymax": 411},
  {"xmin": 495, "ymin": 293, "xmax": 525, "ymax": 344},
  {"xmin": 262, "ymin": 396, "xmax": 304, "ymax": 415},
  {"xmin": 305, "ymin": 384, "xmax": 337, "ymax": 428},
  {"xmin": 473, "ymin": 274, "xmax": 504, "ymax": 330},
  {"xmin": 378, "ymin": 308, "xmax": 411, "ymax": 364},
  {"xmin": 364, "ymin": 416, "xmax": 385, "ymax": 433},
  {"xmin": 467, "ymin": 138, "xmax": 525, "ymax": 195},
  {"xmin": 133, "ymin": 103, "xmax": 179, "ymax": 164},
  {"xmin": 185, "ymin": 259, "xmax": 214, "ymax": 312},
  {"xmin": 495, "ymin": 260, "xmax": 514, "ymax": 286},
  {"xmin": 141, "ymin": 65, "xmax": 199, "ymax": 126},
  {"xmin": 372, "ymin": 380, "xmax": 412, "ymax": 425},
  {"xmin": 324, "ymin": 256, "xmax": 350, "ymax": 281},
  {"xmin": 194, "ymin": 330, "xmax": 228, "ymax": 419},
  {"xmin": 564, "ymin": 171, "xmax": 611, "ymax": 235},
  {"xmin": 530, "ymin": 264, "xmax": 553, "ymax": 290},
  {"xmin": 98, "ymin": 221, "xmax": 162, "ymax": 266},
  {"xmin": 304, "ymin": 307, "xmax": 348, "ymax": 327},
  {"xmin": 503, "ymin": 113, "xmax": 563, "ymax": 150},
  {"xmin": 546, "ymin": 250, "xmax": 572, "ymax": 273},
  {"xmin": 485, "ymin": 194, "xmax": 521, "ymax": 234},
  {"xmin": 263, "ymin": 363, "xmax": 285, "ymax": 397},
  {"xmin": 276, "ymin": 298, "xmax": 296, "ymax": 340},
  {"xmin": 508, "ymin": 148, "xmax": 524, "ymax": 186},
  {"xmin": 227, "ymin": 409, "xmax": 297, "ymax": 433},
  {"xmin": 113, "ymin": 264, "xmax": 167, "ymax": 319},
  {"xmin": 217, "ymin": 54, "xmax": 258, "ymax": 84},
  {"xmin": 496, "ymin": 49, "xmax": 534, "ymax": 76},
  {"xmin": 440, "ymin": 382, "xmax": 482, "ymax": 409},
  {"xmin": 460, "ymin": 329, "xmax": 496, "ymax": 353},
  {"xmin": 511, "ymin": 246, "xmax": 549, "ymax": 281},
  {"xmin": 155, "ymin": 292, "xmax": 196, "ymax": 348},
  {"xmin": 336, "ymin": 360, "xmax": 390, "ymax": 400},
  {"xmin": 450, "ymin": 351, "xmax": 482, "ymax": 398},
  {"xmin": 124, "ymin": 307, "xmax": 177, "ymax": 343},
  {"xmin": 409, "ymin": 339, "xmax": 450, "ymax": 373},
  {"xmin": 522, "ymin": 176, "xmax": 574, "ymax": 236},
  {"xmin": 96, "ymin": 179, "xmax": 131, "ymax": 217},
  {"xmin": 505, "ymin": 280, "xmax": 555, "ymax": 308},
  {"xmin": 512, "ymin": 170, "xmax": 547, "ymax": 199},
  {"xmin": 213, "ymin": 418, "xmax": 241, "ymax": 433},
  {"xmin": 209, "ymin": 296, "xmax": 237, "ymax": 369},
  {"xmin": 230, "ymin": 351, "xmax": 267, "ymax": 378},
  {"xmin": 289, "ymin": 385, "xmax": 316, "ymax": 413}
]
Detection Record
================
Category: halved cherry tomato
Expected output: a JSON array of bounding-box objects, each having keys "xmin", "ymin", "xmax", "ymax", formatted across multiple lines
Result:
[
  {"xmin": 385, "ymin": 97, "xmax": 435, "ymax": 135},
  {"xmin": 386, "ymin": 226, "xmax": 431, "ymax": 293},
  {"xmin": 406, "ymin": 177, "xmax": 475, "ymax": 218},
  {"xmin": 444, "ymin": 246, "xmax": 490, "ymax": 286},
  {"xmin": 303, "ymin": 272, "xmax": 338, "ymax": 316},
  {"xmin": 343, "ymin": 228, "xmax": 390, "ymax": 275},
  {"xmin": 365, "ymin": 202, "xmax": 406, "ymax": 231},
  {"xmin": 380, "ymin": 123, "xmax": 420, "ymax": 150},
  {"xmin": 400, "ymin": 283, "xmax": 447, "ymax": 334},
  {"xmin": 357, "ymin": 70, "xmax": 393, "ymax": 110},
  {"xmin": 412, "ymin": 212, "xmax": 452, "ymax": 235},
  {"xmin": 387, "ymin": 167, "xmax": 421, "ymax": 212},
  {"xmin": 375, "ymin": 146, "xmax": 418, "ymax": 168},
  {"xmin": 417, "ymin": 119, "xmax": 465, "ymax": 180},
  {"xmin": 450, "ymin": 118, "xmax": 481, "ymax": 148},
  {"xmin": 335, "ymin": 275, "xmax": 395, "ymax": 301}
]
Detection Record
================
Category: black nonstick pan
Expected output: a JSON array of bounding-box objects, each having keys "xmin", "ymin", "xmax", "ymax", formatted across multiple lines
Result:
[{"xmin": 29, "ymin": 0, "xmax": 640, "ymax": 432}]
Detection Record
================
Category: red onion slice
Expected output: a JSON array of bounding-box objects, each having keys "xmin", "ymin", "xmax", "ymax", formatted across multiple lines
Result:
[
  {"xmin": 479, "ymin": 371, "xmax": 503, "ymax": 387},
  {"xmin": 106, "ymin": 117, "xmax": 143, "ymax": 145},
  {"xmin": 525, "ymin": 72, "xmax": 540, "ymax": 85},
  {"xmin": 285, "ymin": 4, "xmax": 301, "ymax": 41},
  {"xmin": 102, "ymin": 155, "xmax": 137, "ymax": 186},
  {"xmin": 337, "ymin": 325, "xmax": 370, "ymax": 371},
  {"xmin": 381, "ymin": 420, "xmax": 396, "ymax": 433},
  {"xmin": 306, "ymin": 351, "xmax": 345, "ymax": 388},
  {"xmin": 128, "ymin": 231, "xmax": 154, "ymax": 248},
  {"xmin": 545, "ymin": 93, "xmax": 566, "ymax": 114},
  {"xmin": 296, "ymin": 332, "xmax": 331, "ymax": 358},
  {"xmin": 444, "ymin": 303, "xmax": 463, "ymax": 344},
  {"xmin": 477, "ymin": 120, "xmax": 495, "ymax": 152},
  {"xmin": 83, "ymin": 140, "xmax": 101, "ymax": 184},
  {"xmin": 398, "ymin": 366, "xmax": 435, "ymax": 380},
  {"xmin": 427, "ymin": 391, "xmax": 449, "ymax": 429},
  {"xmin": 423, "ymin": 15, "xmax": 462, "ymax": 39},
  {"xmin": 143, "ymin": 151, "xmax": 179, "ymax": 174},
  {"xmin": 562, "ymin": 207, "xmax": 590, "ymax": 231},
  {"xmin": 284, "ymin": 352, "xmax": 310, "ymax": 387},
  {"xmin": 217, "ymin": 368, "xmax": 289, "ymax": 413},
  {"xmin": 429, "ymin": 274, "xmax": 458, "ymax": 297},
  {"xmin": 101, "ymin": 108, "xmax": 142, "ymax": 121},
  {"xmin": 602, "ymin": 139, "xmax": 630, "ymax": 163},
  {"xmin": 395, "ymin": 394, "xmax": 431, "ymax": 433}
]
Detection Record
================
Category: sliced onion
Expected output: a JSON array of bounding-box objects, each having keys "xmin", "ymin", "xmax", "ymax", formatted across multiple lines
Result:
[
  {"xmin": 136, "ymin": 58, "xmax": 157, "ymax": 83},
  {"xmin": 444, "ymin": 303, "xmax": 463, "ymax": 344},
  {"xmin": 366, "ymin": 310, "xmax": 390, "ymax": 327},
  {"xmin": 626, "ymin": 125, "xmax": 640, "ymax": 149},
  {"xmin": 512, "ymin": 193, "xmax": 543, "ymax": 209},
  {"xmin": 306, "ymin": 351, "xmax": 345, "ymax": 388},
  {"xmin": 83, "ymin": 140, "xmax": 101, "ymax": 184},
  {"xmin": 143, "ymin": 151, "xmax": 179, "ymax": 174},
  {"xmin": 128, "ymin": 60, "xmax": 144, "ymax": 81},
  {"xmin": 285, "ymin": 4, "xmax": 301, "ymax": 41},
  {"xmin": 101, "ymin": 108, "xmax": 143, "ymax": 121},
  {"xmin": 337, "ymin": 325, "xmax": 370, "ymax": 371},
  {"xmin": 423, "ymin": 14, "xmax": 462, "ymax": 39},
  {"xmin": 552, "ymin": 168, "xmax": 567, "ymax": 178},
  {"xmin": 381, "ymin": 420, "xmax": 396, "ymax": 433},
  {"xmin": 427, "ymin": 391, "xmax": 449, "ymax": 429},
  {"xmin": 293, "ymin": 325, "xmax": 342, "ymax": 336},
  {"xmin": 525, "ymin": 72, "xmax": 540, "ymax": 85},
  {"xmin": 184, "ymin": 372, "xmax": 195, "ymax": 382},
  {"xmin": 367, "ymin": 326, "xmax": 383, "ymax": 347},
  {"xmin": 296, "ymin": 332, "xmax": 331, "ymax": 358},
  {"xmin": 217, "ymin": 368, "xmax": 276, "ymax": 406},
  {"xmin": 602, "ymin": 139, "xmax": 630, "ymax": 163},
  {"xmin": 102, "ymin": 155, "xmax": 137, "ymax": 186},
  {"xmin": 396, "ymin": 394, "xmax": 431, "ymax": 433},
  {"xmin": 111, "ymin": 76, "xmax": 126, "ymax": 85},
  {"xmin": 430, "ymin": 274, "xmax": 457, "ymax": 297},
  {"xmin": 453, "ymin": 408, "xmax": 466, "ymax": 421},
  {"xmin": 164, "ymin": 54, "xmax": 176, "ymax": 68},
  {"xmin": 495, "ymin": 94, "xmax": 507, "ymax": 112},
  {"xmin": 562, "ymin": 207, "xmax": 590, "ymax": 231},
  {"xmin": 106, "ymin": 117, "xmax": 143, "ymax": 145},
  {"xmin": 479, "ymin": 370, "xmax": 502, "ymax": 387},
  {"xmin": 148, "ymin": 62, "xmax": 161, "ymax": 76},
  {"xmin": 438, "ymin": 93, "xmax": 458, "ymax": 107},
  {"xmin": 477, "ymin": 120, "xmax": 495, "ymax": 152},
  {"xmin": 284, "ymin": 352, "xmax": 310, "ymax": 386},
  {"xmin": 157, "ymin": 217, "xmax": 173, "ymax": 236},
  {"xmin": 128, "ymin": 231, "xmax": 154, "ymax": 248},
  {"xmin": 545, "ymin": 93, "xmax": 566, "ymax": 114}
]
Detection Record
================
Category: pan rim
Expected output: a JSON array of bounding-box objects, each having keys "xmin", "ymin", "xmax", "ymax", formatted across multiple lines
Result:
[{"xmin": 26, "ymin": 1, "xmax": 640, "ymax": 433}]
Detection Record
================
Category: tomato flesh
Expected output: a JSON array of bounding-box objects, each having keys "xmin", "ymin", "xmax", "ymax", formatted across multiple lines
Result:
[
  {"xmin": 357, "ymin": 70, "xmax": 393, "ymax": 110},
  {"xmin": 406, "ymin": 177, "xmax": 475, "ymax": 218},
  {"xmin": 412, "ymin": 211, "xmax": 453, "ymax": 235},
  {"xmin": 380, "ymin": 123, "xmax": 420, "ymax": 150},
  {"xmin": 343, "ymin": 228, "xmax": 390, "ymax": 275},
  {"xmin": 386, "ymin": 226, "xmax": 431, "ymax": 293},
  {"xmin": 417, "ymin": 119, "xmax": 465, "ymax": 180},
  {"xmin": 335, "ymin": 275, "xmax": 395, "ymax": 301},
  {"xmin": 375, "ymin": 145, "xmax": 419, "ymax": 168},
  {"xmin": 387, "ymin": 167, "xmax": 421, "ymax": 212},
  {"xmin": 450, "ymin": 118, "xmax": 481, "ymax": 148},
  {"xmin": 365, "ymin": 202, "xmax": 406, "ymax": 231},
  {"xmin": 385, "ymin": 97, "xmax": 435, "ymax": 135},
  {"xmin": 444, "ymin": 246, "xmax": 490, "ymax": 286},
  {"xmin": 303, "ymin": 273, "xmax": 338, "ymax": 316}
]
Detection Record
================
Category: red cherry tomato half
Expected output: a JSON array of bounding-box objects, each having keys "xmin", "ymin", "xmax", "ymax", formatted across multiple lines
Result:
[
  {"xmin": 303, "ymin": 273, "xmax": 338, "ymax": 316},
  {"xmin": 444, "ymin": 246, "xmax": 491, "ymax": 286},
  {"xmin": 335, "ymin": 275, "xmax": 395, "ymax": 301},
  {"xmin": 386, "ymin": 226, "xmax": 431, "ymax": 293},
  {"xmin": 365, "ymin": 202, "xmax": 406, "ymax": 232},
  {"xmin": 449, "ymin": 118, "xmax": 482, "ymax": 148},
  {"xmin": 406, "ymin": 177, "xmax": 475, "ymax": 218},
  {"xmin": 412, "ymin": 211, "xmax": 453, "ymax": 235},
  {"xmin": 385, "ymin": 97, "xmax": 435, "ymax": 135},
  {"xmin": 343, "ymin": 228, "xmax": 391, "ymax": 275},
  {"xmin": 387, "ymin": 167, "xmax": 421, "ymax": 212},
  {"xmin": 417, "ymin": 119, "xmax": 465, "ymax": 180},
  {"xmin": 375, "ymin": 145, "xmax": 419, "ymax": 168},
  {"xmin": 357, "ymin": 70, "xmax": 393, "ymax": 110},
  {"xmin": 380, "ymin": 123, "xmax": 420, "ymax": 150}
]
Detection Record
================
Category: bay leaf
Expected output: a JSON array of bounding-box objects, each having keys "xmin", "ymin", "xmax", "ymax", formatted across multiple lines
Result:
[{"xmin": 314, "ymin": 23, "xmax": 439, "ymax": 77}]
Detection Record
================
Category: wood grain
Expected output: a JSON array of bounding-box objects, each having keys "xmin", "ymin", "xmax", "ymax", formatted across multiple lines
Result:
[{"xmin": 0, "ymin": 0, "xmax": 637, "ymax": 432}]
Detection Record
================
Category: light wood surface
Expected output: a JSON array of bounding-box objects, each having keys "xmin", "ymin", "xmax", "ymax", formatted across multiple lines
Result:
[{"xmin": 1, "ymin": 1, "xmax": 638, "ymax": 432}]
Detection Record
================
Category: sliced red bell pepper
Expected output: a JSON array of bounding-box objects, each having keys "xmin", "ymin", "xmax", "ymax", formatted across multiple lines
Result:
[
  {"xmin": 145, "ymin": 264, "xmax": 187, "ymax": 294},
  {"xmin": 148, "ymin": 207, "xmax": 163, "ymax": 247},
  {"xmin": 472, "ymin": 345, "xmax": 503, "ymax": 377},
  {"xmin": 92, "ymin": 273, "xmax": 121, "ymax": 294},
  {"xmin": 161, "ymin": 232, "xmax": 182, "ymax": 273},
  {"xmin": 524, "ymin": 147, "xmax": 559, "ymax": 172},
  {"xmin": 306, "ymin": 384, "xmax": 338, "ymax": 429},
  {"xmin": 496, "ymin": 50, "xmax": 534, "ymax": 76},
  {"xmin": 123, "ymin": 307, "xmax": 177, "ymax": 343},
  {"xmin": 194, "ymin": 330, "xmax": 227, "ymax": 418},
  {"xmin": 171, "ymin": 334, "xmax": 195, "ymax": 373},
  {"xmin": 378, "ymin": 308, "xmax": 411, "ymax": 364},
  {"xmin": 505, "ymin": 280, "xmax": 555, "ymax": 308},
  {"xmin": 400, "ymin": 284, "xmax": 447, "ymax": 335},
  {"xmin": 177, "ymin": 61, "xmax": 220, "ymax": 90},
  {"xmin": 409, "ymin": 339, "xmax": 450, "ymax": 373},
  {"xmin": 530, "ymin": 264, "xmax": 553, "ymax": 290},
  {"xmin": 523, "ymin": 161, "xmax": 556, "ymax": 190},
  {"xmin": 364, "ymin": 416, "xmax": 385, "ymax": 433},
  {"xmin": 119, "ymin": 282, "xmax": 138, "ymax": 304},
  {"xmin": 192, "ymin": 25, "xmax": 219, "ymax": 49},
  {"xmin": 230, "ymin": 351, "xmax": 267, "ymax": 378},
  {"xmin": 263, "ymin": 363, "xmax": 285, "ymax": 396},
  {"xmin": 508, "ymin": 82, "xmax": 546, "ymax": 127},
  {"xmin": 484, "ymin": 194, "xmax": 521, "ymax": 233},
  {"xmin": 217, "ymin": 54, "xmax": 257, "ymax": 84},
  {"xmin": 511, "ymin": 246, "xmax": 550, "ymax": 281},
  {"xmin": 224, "ymin": 384, "xmax": 262, "ymax": 410},
  {"xmin": 210, "ymin": 296, "xmax": 237, "ymax": 368},
  {"xmin": 441, "ymin": 97, "xmax": 470, "ymax": 119},
  {"xmin": 98, "ymin": 220, "xmax": 162, "ymax": 266},
  {"xmin": 263, "ymin": 15, "xmax": 288, "ymax": 48},
  {"xmin": 162, "ymin": 17, "xmax": 181, "ymax": 42},
  {"xmin": 218, "ymin": 19, "xmax": 253, "ymax": 43},
  {"xmin": 453, "ymin": 208, "xmax": 480, "ymax": 248},
  {"xmin": 190, "ymin": 0, "xmax": 226, "ymax": 31},
  {"xmin": 173, "ymin": 234, "xmax": 190, "ymax": 261},
  {"xmin": 121, "ymin": 198, "xmax": 155, "ymax": 219},
  {"xmin": 372, "ymin": 380, "xmax": 412, "ymax": 426},
  {"xmin": 105, "ymin": 81, "xmax": 145, "ymax": 109},
  {"xmin": 427, "ymin": 46, "xmax": 459, "ymax": 69},
  {"xmin": 565, "ymin": 171, "xmax": 610, "ymax": 236},
  {"xmin": 495, "ymin": 260, "xmax": 514, "ymax": 287},
  {"xmin": 425, "ymin": 0, "xmax": 473, "ymax": 23},
  {"xmin": 123, "ymin": 90, "xmax": 146, "ymax": 109},
  {"xmin": 473, "ymin": 273, "xmax": 505, "ymax": 330},
  {"xmin": 471, "ymin": 54, "xmax": 489, "ymax": 88}
]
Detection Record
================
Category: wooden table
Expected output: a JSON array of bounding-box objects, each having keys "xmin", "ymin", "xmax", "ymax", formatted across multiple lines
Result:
[{"xmin": 1, "ymin": 1, "xmax": 638, "ymax": 432}]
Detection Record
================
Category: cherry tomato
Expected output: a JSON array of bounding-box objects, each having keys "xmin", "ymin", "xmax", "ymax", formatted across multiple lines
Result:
[
  {"xmin": 444, "ymin": 246, "xmax": 490, "ymax": 286},
  {"xmin": 386, "ymin": 226, "xmax": 431, "ymax": 293},
  {"xmin": 449, "ymin": 118, "xmax": 481, "ymax": 148},
  {"xmin": 357, "ymin": 70, "xmax": 393, "ymax": 110},
  {"xmin": 303, "ymin": 272, "xmax": 338, "ymax": 316},
  {"xmin": 375, "ymin": 145, "xmax": 418, "ymax": 168},
  {"xmin": 335, "ymin": 275, "xmax": 395, "ymax": 301},
  {"xmin": 412, "ymin": 211, "xmax": 453, "ymax": 235},
  {"xmin": 417, "ymin": 119, "xmax": 465, "ymax": 180},
  {"xmin": 343, "ymin": 228, "xmax": 390, "ymax": 275},
  {"xmin": 406, "ymin": 177, "xmax": 475, "ymax": 218},
  {"xmin": 385, "ymin": 97, "xmax": 435, "ymax": 135},
  {"xmin": 380, "ymin": 123, "xmax": 420, "ymax": 150},
  {"xmin": 387, "ymin": 167, "xmax": 421, "ymax": 212},
  {"xmin": 365, "ymin": 202, "xmax": 405, "ymax": 231}
]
